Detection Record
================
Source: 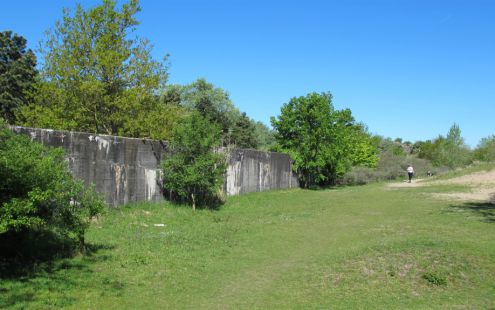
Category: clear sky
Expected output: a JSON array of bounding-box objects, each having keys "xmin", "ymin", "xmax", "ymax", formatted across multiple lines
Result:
[{"xmin": 1, "ymin": 0, "xmax": 494, "ymax": 147}]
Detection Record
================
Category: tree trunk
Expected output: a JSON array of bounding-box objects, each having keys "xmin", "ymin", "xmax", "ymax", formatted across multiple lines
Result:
[{"xmin": 191, "ymin": 193, "xmax": 196, "ymax": 211}]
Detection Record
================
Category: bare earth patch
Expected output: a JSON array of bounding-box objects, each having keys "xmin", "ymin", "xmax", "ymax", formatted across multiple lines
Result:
[{"xmin": 387, "ymin": 170, "xmax": 495, "ymax": 203}]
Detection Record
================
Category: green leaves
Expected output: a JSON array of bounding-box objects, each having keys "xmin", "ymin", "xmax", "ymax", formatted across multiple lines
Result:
[
  {"xmin": 0, "ymin": 120, "xmax": 104, "ymax": 249},
  {"xmin": 19, "ymin": 0, "xmax": 169, "ymax": 138},
  {"xmin": 161, "ymin": 112, "xmax": 226, "ymax": 209},
  {"xmin": 0, "ymin": 31, "xmax": 37, "ymax": 124},
  {"xmin": 271, "ymin": 92, "xmax": 378, "ymax": 187},
  {"xmin": 415, "ymin": 124, "xmax": 472, "ymax": 169}
]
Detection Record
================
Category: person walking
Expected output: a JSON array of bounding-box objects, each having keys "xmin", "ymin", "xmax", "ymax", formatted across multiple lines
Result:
[{"xmin": 407, "ymin": 164, "xmax": 414, "ymax": 183}]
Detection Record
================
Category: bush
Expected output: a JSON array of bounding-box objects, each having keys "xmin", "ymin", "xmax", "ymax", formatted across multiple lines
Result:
[
  {"xmin": 161, "ymin": 112, "xmax": 226, "ymax": 210},
  {"xmin": 0, "ymin": 120, "xmax": 104, "ymax": 259},
  {"xmin": 340, "ymin": 154, "xmax": 442, "ymax": 185},
  {"xmin": 474, "ymin": 135, "xmax": 495, "ymax": 162}
]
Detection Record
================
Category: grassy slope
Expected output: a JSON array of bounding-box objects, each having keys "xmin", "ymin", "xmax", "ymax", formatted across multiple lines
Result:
[{"xmin": 1, "ymin": 176, "xmax": 494, "ymax": 309}]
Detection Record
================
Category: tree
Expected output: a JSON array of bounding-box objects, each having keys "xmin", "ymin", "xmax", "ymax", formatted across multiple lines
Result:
[
  {"xmin": 179, "ymin": 78, "xmax": 241, "ymax": 146},
  {"xmin": 19, "ymin": 0, "xmax": 168, "ymax": 137},
  {"xmin": 161, "ymin": 112, "xmax": 226, "ymax": 210},
  {"xmin": 271, "ymin": 92, "xmax": 377, "ymax": 188},
  {"xmin": 254, "ymin": 121, "xmax": 277, "ymax": 151},
  {"xmin": 0, "ymin": 31, "xmax": 37, "ymax": 124},
  {"xmin": 415, "ymin": 124, "xmax": 472, "ymax": 169},
  {"xmin": 431, "ymin": 124, "xmax": 472, "ymax": 168},
  {"xmin": 230, "ymin": 112, "xmax": 258, "ymax": 149},
  {"xmin": 0, "ymin": 120, "xmax": 104, "ymax": 258},
  {"xmin": 474, "ymin": 135, "xmax": 495, "ymax": 162}
]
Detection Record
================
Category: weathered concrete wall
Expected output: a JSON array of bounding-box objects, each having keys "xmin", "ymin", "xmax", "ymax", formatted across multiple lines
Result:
[
  {"xmin": 11, "ymin": 126, "xmax": 166, "ymax": 206},
  {"xmin": 225, "ymin": 149, "xmax": 298, "ymax": 195},
  {"xmin": 11, "ymin": 126, "xmax": 298, "ymax": 206}
]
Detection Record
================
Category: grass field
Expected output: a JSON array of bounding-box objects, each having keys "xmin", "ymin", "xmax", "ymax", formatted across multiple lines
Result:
[{"xmin": 1, "ymin": 169, "xmax": 495, "ymax": 309}]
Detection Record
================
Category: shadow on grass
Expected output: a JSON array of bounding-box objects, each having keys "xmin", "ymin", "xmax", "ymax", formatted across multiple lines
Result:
[
  {"xmin": 0, "ymin": 229, "xmax": 114, "ymax": 279},
  {"xmin": 448, "ymin": 201, "xmax": 495, "ymax": 223},
  {"xmin": 0, "ymin": 229, "xmax": 120, "ymax": 309}
]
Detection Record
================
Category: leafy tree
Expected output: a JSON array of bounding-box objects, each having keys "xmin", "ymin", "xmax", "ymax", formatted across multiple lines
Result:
[
  {"xmin": 230, "ymin": 112, "xmax": 258, "ymax": 149},
  {"xmin": 271, "ymin": 92, "xmax": 377, "ymax": 188},
  {"xmin": 0, "ymin": 31, "xmax": 37, "ymax": 124},
  {"xmin": 474, "ymin": 135, "xmax": 495, "ymax": 162},
  {"xmin": 431, "ymin": 124, "xmax": 472, "ymax": 168},
  {"xmin": 19, "ymin": 0, "xmax": 169, "ymax": 137},
  {"xmin": 161, "ymin": 112, "xmax": 226, "ymax": 210},
  {"xmin": 254, "ymin": 121, "xmax": 277, "ymax": 151},
  {"xmin": 0, "ymin": 120, "xmax": 104, "ymax": 258},
  {"xmin": 379, "ymin": 137, "xmax": 407, "ymax": 156},
  {"xmin": 179, "ymin": 78, "xmax": 241, "ymax": 145},
  {"xmin": 160, "ymin": 84, "xmax": 183, "ymax": 106},
  {"xmin": 415, "ymin": 124, "xmax": 472, "ymax": 169}
]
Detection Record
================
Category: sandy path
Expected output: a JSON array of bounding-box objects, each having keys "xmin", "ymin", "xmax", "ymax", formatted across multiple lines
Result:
[{"xmin": 387, "ymin": 169, "xmax": 495, "ymax": 202}]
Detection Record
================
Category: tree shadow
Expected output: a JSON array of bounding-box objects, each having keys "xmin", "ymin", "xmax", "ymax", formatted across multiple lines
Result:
[
  {"xmin": 0, "ymin": 230, "xmax": 117, "ymax": 308},
  {"xmin": 0, "ymin": 229, "xmax": 114, "ymax": 279},
  {"xmin": 447, "ymin": 201, "xmax": 495, "ymax": 223}
]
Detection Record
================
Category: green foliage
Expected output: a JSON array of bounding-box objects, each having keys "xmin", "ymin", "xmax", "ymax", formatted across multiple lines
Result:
[
  {"xmin": 19, "ymin": 0, "xmax": 171, "ymax": 138},
  {"xmin": 422, "ymin": 272, "xmax": 447, "ymax": 286},
  {"xmin": 271, "ymin": 92, "xmax": 378, "ymax": 187},
  {"xmin": 474, "ymin": 135, "xmax": 495, "ymax": 162},
  {"xmin": 178, "ymin": 78, "xmax": 242, "ymax": 146},
  {"xmin": 230, "ymin": 112, "xmax": 258, "ymax": 149},
  {"xmin": 341, "ymin": 154, "xmax": 437, "ymax": 185},
  {"xmin": 416, "ymin": 124, "xmax": 472, "ymax": 169},
  {"xmin": 161, "ymin": 112, "xmax": 226, "ymax": 209},
  {"xmin": 163, "ymin": 79, "xmax": 266, "ymax": 149},
  {"xmin": 0, "ymin": 120, "xmax": 104, "ymax": 257},
  {"xmin": 254, "ymin": 121, "xmax": 277, "ymax": 151},
  {"xmin": 379, "ymin": 137, "xmax": 407, "ymax": 156},
  {"xmin": 0, "ymin": 31, "xmax": 37, "ymax": 124}
]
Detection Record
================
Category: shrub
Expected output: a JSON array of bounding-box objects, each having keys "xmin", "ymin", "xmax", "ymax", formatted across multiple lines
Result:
[
  {"xmin": 474, "ymin": 135, "xmax": 495, "ymax": 162},
  {"xmin": 340, "ymin": 154, "xmax": 441, "ymax": 185},
  {"xmin": 0, "ymin": 120, "xmax": 104, "ymax": 259},
  {"xmin": 161, "ymin": 112, "xmax": 226, "ymax": 210},
  {"xmin": 422, "ymin": 272, "xmax": 447, "ymax": 286}
]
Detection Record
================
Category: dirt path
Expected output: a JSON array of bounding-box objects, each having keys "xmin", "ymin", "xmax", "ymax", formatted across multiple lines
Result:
[{"xmin": 387, "ymin": 170, "xmax": 495, "ymax": 202}]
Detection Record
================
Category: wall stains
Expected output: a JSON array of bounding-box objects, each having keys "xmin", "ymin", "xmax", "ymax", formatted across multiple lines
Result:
[{"xmin": 11, "ymin": 126, "xmax": 298, "ymax": 206}]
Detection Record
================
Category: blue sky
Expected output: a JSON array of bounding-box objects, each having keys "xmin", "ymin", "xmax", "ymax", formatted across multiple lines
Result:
[{"xmin": 1, "ymin": 0, "xmax": 494, "ymax": 147}]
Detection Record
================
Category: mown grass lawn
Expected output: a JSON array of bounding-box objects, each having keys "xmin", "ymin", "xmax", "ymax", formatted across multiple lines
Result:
[{"xmin": 1, "ymin": 178, "xmax": 494, "ymax": 309}]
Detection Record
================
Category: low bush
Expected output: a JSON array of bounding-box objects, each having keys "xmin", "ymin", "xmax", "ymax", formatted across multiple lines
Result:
[
  {"xmin": 0, "ymin": 120, "xmax": 104, "ymax": 260},
  {"xmin": 340, "ymin": 154, "xmax": 444, "ymax": 185}
]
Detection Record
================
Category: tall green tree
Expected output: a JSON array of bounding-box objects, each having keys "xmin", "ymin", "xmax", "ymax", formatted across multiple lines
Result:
[
  {"xmin": 271, "ymin": 92, "xmax": 377, "ymax": 188},
  {"xmin": 230, "ymin": 112, "xmax": 258, "ymax": 149},
  {"xmin": 179, "ymin": 78, "xmax": 241, "ymax": 145},
  {"xmin": 161, "ymin": 112, "xmax": 226, "ymax": 210},
  {"xmin": 437, "ymin": 123, "xmax": 472, "ymax": 168},
  {"xmin": 19, "ymin": 0, "xmax": 168, "ymax": 137},
  {"xmin": 415, "ymin": 124, "xmax": 472, "ymax": 169},
  {"xmin": 0, "ymin": 31, "xmax": 37, "ymax": 124}
]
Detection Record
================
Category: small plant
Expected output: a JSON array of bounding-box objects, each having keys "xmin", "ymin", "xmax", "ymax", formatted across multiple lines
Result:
[{"xmin": 422, "ymin": 272, "xmax": 447, "ymax": 286}]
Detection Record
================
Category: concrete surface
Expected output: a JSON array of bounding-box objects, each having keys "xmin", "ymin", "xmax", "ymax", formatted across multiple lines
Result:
[{"xmin": 11, "ymin": 126, "xmax": 298, "ymax": 206}]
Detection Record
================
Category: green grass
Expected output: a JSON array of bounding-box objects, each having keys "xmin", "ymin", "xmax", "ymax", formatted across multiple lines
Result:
[{"xmin": 1, "ymin": 180, "xmax": 495, "ymax": 309}]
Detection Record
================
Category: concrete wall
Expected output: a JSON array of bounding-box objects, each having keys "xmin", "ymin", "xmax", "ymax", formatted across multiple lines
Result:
[
  {"xmin": 11, "ymin": 126, "xmax": 298, "ymax": 206},
  {"xmin": 225, "ymin": 149, "xmax": 298, "ymax": 195}
]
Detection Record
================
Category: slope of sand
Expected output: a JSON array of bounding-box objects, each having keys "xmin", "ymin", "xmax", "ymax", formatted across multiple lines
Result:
[{"xmin": 387, "ymin": 170, "xmax": 495, "ymax": 202}]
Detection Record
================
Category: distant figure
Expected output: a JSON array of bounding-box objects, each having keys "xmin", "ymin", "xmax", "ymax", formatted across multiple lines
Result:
[
  {"xmin": 427, "ymin": 170, "xmax": 433, "ymax": 177},
  {"xmin": 407, "ymin": 165, "xmax": 414, "ymax": 183}
]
